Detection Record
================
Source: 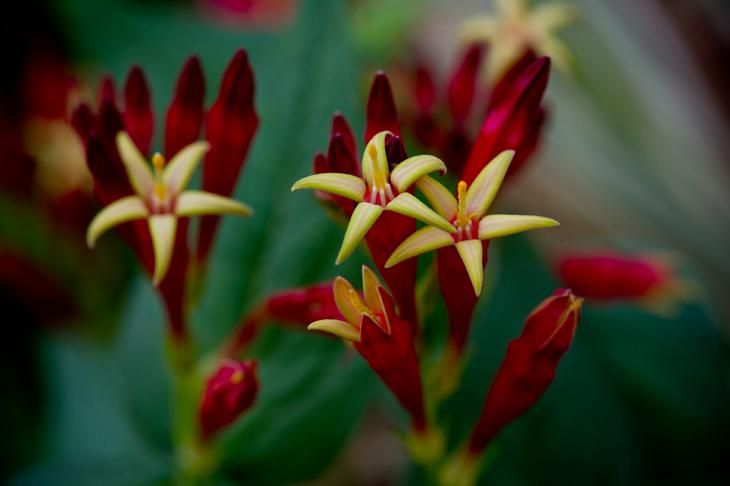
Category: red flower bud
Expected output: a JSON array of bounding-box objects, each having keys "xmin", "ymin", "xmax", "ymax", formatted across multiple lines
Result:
[
  {"xmin": 266, "ymin": 283, "xmax": 341, "ymax": 324},
  {"xmin": 462, "ymin": 55, "xmax": 550, "ymax": 184},
  {"xmin": 198, "ymin": 49, "xmax": 259, "ymax": 262},
  {"xmin": 447, "ymin": 43, "xmax": 484, "ymax": 126},
  {"xmin": 556, "ymin": 254, "xmax": 688, "ymax": 311},
  {"xmin": 365, "ymin": 71, "xmax": 400, "ymax": 143},
  {"xmin": 199, "ymin": 360, "xmax": 259, "ymax": 440},
  {"xmin": 468, "ymin": 289, "xmax": 581, "ymax": 454},
  {"xmin": 123, "ymin": 66, "xmax": 154, "ymax": 155},
  {"xmin": 164, "ymin": 56, "xmax": 206, "ymax": 157}
]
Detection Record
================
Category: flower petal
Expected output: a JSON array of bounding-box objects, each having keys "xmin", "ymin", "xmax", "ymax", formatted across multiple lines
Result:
[
  {"xmin": 531, "ymin": 3, "xmax": 577, "ymax": 31},
  {"xmin": 148, "ymin": 214, "xmax": 177, "ymax": 285},
  {"xmin": 455, "ymin": 239, "xmax": 484, "ymax": 296},
  {"xmin": 361, "ymin": 131, "xmax": 390, "ymax": 187},
  {"xmin": 537, "ymin": 36, "xmax": 575, "ymax": 75},
  {"xmin": 465, "ymin": 150, "xmax": 514, "ymax": 217},
  {"xmin": 336, "ymin": 202, "xmax": 383, "ymax": 264},
  {"xmin": 386, "ymin": 193, "xmax": 455, "ymax": 234},
  {"xmin": 415, "ymin": 175, "xmax": 457, "ymax": 219},
  {"xmin": 385, "ymin": 226, "xmax": 453, "ymax": 268},
  {"xmin": 361, "ymin": 265, "xmax": 391, "ymax": 333},
  {"xmin": 461, "ymin": 18, "xmax": 497, "ymax": 43},
  {"xmin": 478, "ymin": 214, "xmax": 559, "ymax": 240},
  {"xmin": 163, "ymin": 140, "xmax": 210, "ymax": 194},
  {"xmin": 390, "ymin": 155, "xmax": 446, "ymax": 193},
  {"xmin": 307, "ymin": 319, "xmax": 361, "ymax": 342},
  {"xmin": 333, "ymin": 276, "xmax": 363, "ymax": 327},
  {"xmin": 176, "ymin": 190, "xmax": 253, "ymax": 217},
  {"xmin": 86, "ymin": 196, "xmax": 149, "ymax": 248},
  {"xmin": 116, "ymin": 131, "xmax": 154, "ymax": 197},
  {"xmin": 291, "ymin": 173, "xmax": 365, "ymax": 202}
]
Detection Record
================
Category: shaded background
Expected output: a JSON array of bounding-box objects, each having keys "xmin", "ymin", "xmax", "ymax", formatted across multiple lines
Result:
[{"xmin": 1, "ymin": 0, "xmax": 729, "ymax": 484}]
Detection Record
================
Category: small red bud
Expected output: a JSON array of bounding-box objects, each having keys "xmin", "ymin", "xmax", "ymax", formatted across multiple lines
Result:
[{"xmin": 199, "ymin": 360, "xmax": 259, "ymax": 440}]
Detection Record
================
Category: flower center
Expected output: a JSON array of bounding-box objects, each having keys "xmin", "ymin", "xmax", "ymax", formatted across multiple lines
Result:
[
  {"xmin": 150, "ymin": 153, "xmax": 173, "ymax": 213},
  {"xmin": 348, "ymin": 288, "xmax": 387, "ymax": 331},
  {"xmin": 452, "ymin": 181, "xmax": 479, "ymax": 242},
  {"xmin": 365, "ymin": 143, "xmax": 396, "ymax": 206}
]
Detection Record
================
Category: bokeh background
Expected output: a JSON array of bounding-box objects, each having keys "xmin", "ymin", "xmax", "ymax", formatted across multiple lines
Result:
[{"xmin": 1, "ymin": 0, "xmax": 729, "ymax": 484}]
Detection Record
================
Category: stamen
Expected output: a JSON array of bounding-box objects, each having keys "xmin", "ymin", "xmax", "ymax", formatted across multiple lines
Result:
[
  {"xmin": 152, "ymin": 153, "xmax": 167, "ymax": 201},
  {"xmin": 456, "ymin": 181, "xmax": 469, "ymax": 227}
]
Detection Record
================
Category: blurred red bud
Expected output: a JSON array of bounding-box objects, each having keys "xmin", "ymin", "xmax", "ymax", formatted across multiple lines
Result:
[{"xmin": 199, "ymin": 360, "xmax": 259, "ymax": 440}]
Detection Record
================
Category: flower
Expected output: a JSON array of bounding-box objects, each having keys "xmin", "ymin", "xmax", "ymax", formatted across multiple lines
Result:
[
  {"xmin": 292, "ymin": 130, "xmax": 454, "ymax": 264},
  {"xmin": 461, "ymin": 0, "xmax": 576, "ymax": 80},
  {"xmin": 386, "ymin": 150, "xmax": 558, "ymax": 296},
  {"xmin": 556, "ymin": 253, "xmax": 691, "ymax": 313},
  {"xmin": 441, "ymin": 290, "xmax": 581, "ymax": 486},
  {"xmin": 86, "ymin": 131, "xmax": 252, "ymax": 284},
  {"xmin": 198, "ymin": 359, "xmax": 259, "ymax": 440},
  {"xmin": 307, "ymin": 266, "xmax": 427, "ymax": 432}
]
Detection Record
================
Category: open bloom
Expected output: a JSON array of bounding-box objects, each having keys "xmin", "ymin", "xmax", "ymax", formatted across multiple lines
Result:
[
  {"xmin": 86, "ymin": 132, "xmax": 252, "ymax": 284},
  {"xmin": 292, "ymin": 130, "xmax": 454, "ymax": 264},
  {"xmin": 461, "ymin": 0, "xmax": 576, "ymax": 80},
  {"xmin": 307, "ymin": 266, "xmax": 427, "ymax": 432},
  {"xmin": 386, "ymin": 150, "xmax": 558, "ymax": 295}
]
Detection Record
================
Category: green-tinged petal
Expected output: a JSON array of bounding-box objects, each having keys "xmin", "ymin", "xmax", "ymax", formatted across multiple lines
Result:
[
  {"xmin": 336, "ymin": 202, "xmax": 383, "ymax": 264},
  {"xmin": 465, "ymin": 150, "xmax": 514, "ymax": 217},
  {"xmin": 333, "ymin": 277, "xmax": 363, "ymax": 327},
  {"xmin": 416, "ymin": 175, "xmax": 457, "ymax": 219},
  {"xmin": 485, "ymin": 41, "xmax": 522, "ymax": 83},
  {"xmin": 361, "ymin": 131, "xmax": 390, "ymax": 187},
  {"xmin": 496, "ymin": 0, "xmax": 525, "ymax": 18},
  {"xmin": 291, "ymin": 173, "xmax": 365, "ymax": 202},
  {"xmin": 116, "ymin": 132, "xmax": 153, "ymax": 197},
  {"xmin": 175, "ymin": 190, "xmax": 253, "ymax": 217},
  {"xmin": 538, "ymin": 36, "xmax": 575, "ymax": 75},
  {"xmin": 461, "ymin": 17, "xmax": 497, "ymax": 42},
  {"xmin": 86, "ymin": 196, "xmax": 149, "ymax": 248},
  {"xmin": 148, "ymin": 214, "xmax": 177, "ymax": 286},
  {"xmin": 531, "ymin": 3, "xmax": 577, "ymax": 31},
  {"xmin": 163, "ymin": 140, "xmax": 210, "ymax": 194},
  {"xmin": 455, "ymin": 239, "xmax": 484, "ymax": 296},
  {"xmin": 390, "ymin": 155, "xmax": 446, "ymax": 193},
  {"xmin": 478, "ymin": 214, "xmax": 559, "ymax": 240},
  {"xmin": 386, "ymin": 193, "xmax": 455, "ymax": 234},
  {"xmin": 385, "ymin": 226, "xmax": 453, "ymax": 268},
  {"xmin": 307, "ymin": 319, "xmax": 360, "ymax": 342}
]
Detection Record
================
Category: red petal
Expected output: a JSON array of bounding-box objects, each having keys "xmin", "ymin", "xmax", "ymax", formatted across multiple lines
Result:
[
  {"xmin": 198, "ymin": 49, "xmax": 259, "ymax": 262},
  {"xmin": 331, "ymin": 112, "xmax": 357, "ymax": 159},
  {"xmin": 165, "ymin": 56, "xmax": 206, "ymax": 157},
  {"xmin": 414, "ymin": 64, "xmax": 437, "ymax": 114},
  {"xmin": 98, "ymin": 75, "xmax": 117, "ymax": 105},
  {"xmin": 158, "ymin": 219, "xmax": 191, "ymax": 341},
  {"xmin": 447, "ymin": 43, "xmax": 484, "ymax": 125},
  {"xmin": 355, "ymin": 315, "xmax": 426, "ymax": 431},
  {"xmin": 365, "ymin": 71, "xmax": 400, "ymax": 143},
  {"xmin": 123, "ymin": 66, "xmax": 155, "ymax": 155},
  {"xmin": 199, "ymin": 359, "xmax": 259, "ymax": 440},
  {"xmin": 266, "ymin": 283, "xmax": 341, "ymax": 324}
]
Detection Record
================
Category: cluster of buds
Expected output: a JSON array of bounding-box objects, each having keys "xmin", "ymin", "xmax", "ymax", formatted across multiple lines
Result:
[{"xmin": 77, "ymin": 50, "xmax": 258, "ymax": 340}]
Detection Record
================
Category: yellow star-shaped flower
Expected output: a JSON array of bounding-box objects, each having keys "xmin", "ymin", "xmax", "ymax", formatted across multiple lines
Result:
[
  {"xmin": 87, "ymin": 132, "xmax": 253, "ymax": 284},
  {"xmin": 386, "ymin": 150, "xmax": 559, "ymax": 296},
  {"xmin": 462, "ymin": 0, "xmax": 577, "ymax": 81}
]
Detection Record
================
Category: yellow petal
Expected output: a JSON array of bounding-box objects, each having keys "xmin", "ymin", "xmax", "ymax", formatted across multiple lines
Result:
[
  {"xmin": 361, "ymin": 265, "xmax": 381, "ymax": 312},
  {"xmin": 333, "ymin": 276, "xmax": 363, "ymax": 327},
  {"xmin": 531, "ymin": 3, "xmax": 577, "ymax": 31},
  {"xmin": 163, "ymin": 140, "xmax": 210, "ymax": 194},
  {"xmin": 116, "ymin": 132, "xmax": 154, "ymax": 197},
  {"xmin": 537, "ymin": 36, "xmax": 575, "ymax": 75},
  {"xmin": 485, "ymin": 40, "xmax": 523, "ymax": 83},
  {"xmin": 86, "ymin": 196, "xmax": 149, "ymax": 248},
  {"xmin": 415, "ymin": 175, "xmax": 457, "ymax": 220},
  {"xmin": 461, "ymin": 17, "xmax": 498, "ymax": 43},
  {"xmin": 385, "ymin": 226, "xmax": 453, "ymax": 268},
  {"xmin": 336, "ymin": 202, "xmax": 383, "ymax": 264},
  {"xmin": 148, "ymin": 214, "xmax": 177, "ymax": 286},
  {"xmin": 307, "ymin": 319, "xmax": 360, "ymax": 342},
  {"xmin": 361, "ymin": 131, "xmax": 391, "ymax": 187},
  {"xmin": 465, "ymin": 150, "xmax": 514, "ymax": 217},
  {"xmin": 389, "ymin": 155, "xmax": 446, "ymax": 193},
  {"xmin": 478, "ymin": 214, "xmax": 559, "ymax": 240},
  {"xmin": 386, "ymin": 193, "xmax": 455, "ymax": 234},
  {"xmin": 291, "ymin": 173, "xmax": 365, "ymax": 202},
  {"xmin": 496, "ymin": 0, "xmax": 525, "ymax": 18},
  {"xmin": 175, "ymin": 190, "xmax": 253, "ymax": 217},
  {"xmin": 455, "ymin": 239, "xmax": 484, "ymax": 297}
]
